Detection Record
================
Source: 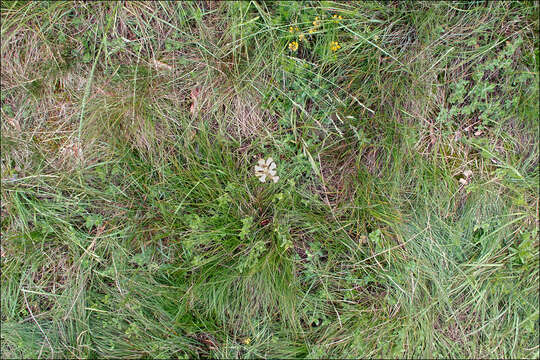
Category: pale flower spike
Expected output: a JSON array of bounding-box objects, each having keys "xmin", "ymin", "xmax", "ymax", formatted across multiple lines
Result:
[{"xmin": 255, "ymin": 157, "xmax": 279, "ymax": 183}]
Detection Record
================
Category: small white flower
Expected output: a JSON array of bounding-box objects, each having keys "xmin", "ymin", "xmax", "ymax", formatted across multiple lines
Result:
[{"xmin": 254, "ymin": 157, "xmax": 279, "ymax": 183}]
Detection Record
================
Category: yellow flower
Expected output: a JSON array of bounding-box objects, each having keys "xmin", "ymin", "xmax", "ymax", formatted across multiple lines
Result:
[
  {"xmin": 332, "ymin": 14, "xmax": 343, "ymax": 23},
  {"xmin": 308, "ymin": 28, "xmax": 315, "ymax": 34},
  {"xmin": 298, "ymin": 33, "xmax": 305, "ymax": 41},
  {"xmin": 288, "ymin": 41, "xmax": 299, "ymax": 52},
  {"xmin": 330, "ymin": 41, "xmax": 341, "ymax": 51},
  {"xmin": 313, "ymin": 16, "xmax": 321, "ymax": 27},
  {"xmin": 243, "ymin": 337, "xmax": 251, "ymax": 345},
  {"xmin": 289, "ymin": 26, "xmax": 300, "ymax": 33}
]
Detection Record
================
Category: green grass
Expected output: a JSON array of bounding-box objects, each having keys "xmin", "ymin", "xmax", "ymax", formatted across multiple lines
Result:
[{"xmin": 1, "ymin": 1, "xmax": 538, "ymax": 358}]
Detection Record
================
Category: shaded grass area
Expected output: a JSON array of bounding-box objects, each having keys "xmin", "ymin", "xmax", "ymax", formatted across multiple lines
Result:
[{"xmin": 1, "ymin": 1, "xmax": 538, "ymax": 358}]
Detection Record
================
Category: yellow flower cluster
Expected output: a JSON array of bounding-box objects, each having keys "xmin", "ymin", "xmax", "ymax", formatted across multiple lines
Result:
[
  {"xmin": 288, "ymin": 15, "xmax": 344, "ymax": 53},
  {"xmin": 330, "ymin": 41, "xmax": 341, "ymax": 51},
  {"xmin": 288, "ymin": 41, "xmax": 299, "ymax": 52},
  {"xmin": 332, "ymin": 14, "xmax": 343, "ymax": 23},
  {"xmin": 288, "ymin": 24, "xmax": 306, "ymax": 52},
  {"xmin": 308, "ymin": 16, "xmax": 321, "ymax": 34}
]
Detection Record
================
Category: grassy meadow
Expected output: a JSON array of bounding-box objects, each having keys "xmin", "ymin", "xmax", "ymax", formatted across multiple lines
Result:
[{"xmin": 1, "ymin": 1, "xmax": 538, "ymax": 358}]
